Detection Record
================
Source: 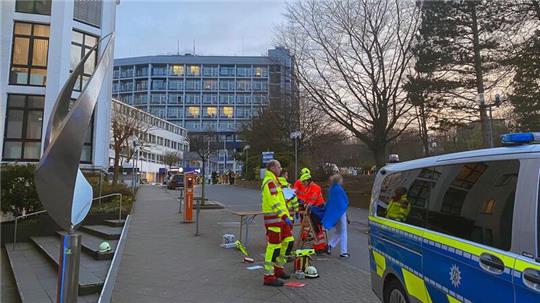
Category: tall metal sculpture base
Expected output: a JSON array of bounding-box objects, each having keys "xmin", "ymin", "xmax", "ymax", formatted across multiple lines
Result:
[{"xmin": 57, "ymin": 232, "xmax": 81, "ymax": 303}]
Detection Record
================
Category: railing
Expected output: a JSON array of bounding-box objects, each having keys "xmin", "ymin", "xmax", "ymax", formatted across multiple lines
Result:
[
  {"xmin": 12, "ymin": 210, "xmax": 47, "ymax": 250},
  {"xmin": 12, "ymin": 193, "xmax": 123, "ymax": 250}
]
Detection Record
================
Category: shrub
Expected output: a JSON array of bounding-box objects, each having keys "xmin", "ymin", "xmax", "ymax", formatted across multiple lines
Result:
[{"xmin": 1, "ymin": 164, "xmax": 42, "ymax": 216}]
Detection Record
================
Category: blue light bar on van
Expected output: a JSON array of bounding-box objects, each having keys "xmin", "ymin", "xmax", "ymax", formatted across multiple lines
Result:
[{"xmin": 500, "ymin": 132, "xmax": 540, "ymax": 145}]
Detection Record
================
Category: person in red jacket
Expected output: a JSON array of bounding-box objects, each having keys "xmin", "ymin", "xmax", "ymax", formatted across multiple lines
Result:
[
  {"xmin": 292, "ymin": 167, "xmax": 310, "ymax": 203},
  {"xmin": 300, "ymin": 172, "xmax": 327, "ymax": 254}
]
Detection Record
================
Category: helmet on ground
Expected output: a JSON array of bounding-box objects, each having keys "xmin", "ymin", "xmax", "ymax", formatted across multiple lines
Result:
[
  {"xmin": 300, "ymin": 173, "xmax": 312, "ymax": 182},
  {"xmin": 98, "ymin": 241, "xmax": 111, "ymax": 253},
  {"xmin": 300, "ymin": 167, "xmax": 311, "ymax": 175},
  {"xmin": 305, "ymin": 265, "xmax": 319, "ymax": 278}
]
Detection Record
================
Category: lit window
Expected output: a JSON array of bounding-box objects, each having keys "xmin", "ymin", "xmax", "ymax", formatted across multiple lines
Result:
[
  {"xmin": 205, "ymin": 107, "xmax": 217, "ymax": 117},
  {"xmin": 188, "ymin": 65, "xmax": 200, "ymax": 76},
  {"xmin": 221, "ymin": 106, "xmax": 234, "ymax": 118},
  {"xmin": 10, "ymin": 22, "xmax": 49, "ymax": 86},
  {"xmin": 187, "ymin": 107, "xmax": 200, "ymax": 118},
  {"xmin": 170, "ymin": 65, "xmax": 184, "ymax": 76}
]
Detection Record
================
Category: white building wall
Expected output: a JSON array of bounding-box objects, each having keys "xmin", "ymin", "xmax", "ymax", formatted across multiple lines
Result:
[{"xmin": 0, "ymin": 0, "xmax": 117, "ymax": 171}]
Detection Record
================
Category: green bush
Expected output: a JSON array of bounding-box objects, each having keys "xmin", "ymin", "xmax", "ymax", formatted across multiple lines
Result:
[
  {"xmin": 85, "ymin": 172, "xmax": 135, "ymax": 215},
  {"xmin": 1, "ymin": 164, "xmax": 42, "ymax": 216}
]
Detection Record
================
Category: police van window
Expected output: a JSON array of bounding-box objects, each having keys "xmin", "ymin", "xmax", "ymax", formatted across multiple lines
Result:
[
  {"xmin": 377, "ymin": 167, "xmax": 439, "ymax": 227},
  {"xmin": 427, "ymin": 160, "xmax": 519, "ymax": 251}
]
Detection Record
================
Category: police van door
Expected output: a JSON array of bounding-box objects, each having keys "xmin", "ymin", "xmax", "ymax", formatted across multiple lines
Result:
[
  {"xmin": 421, "ymin": 159, "xmax": 519, "ymax": 303},
  {"xmin": 513, "ymin": 160, "xmax": 540, "ymax": 302}
]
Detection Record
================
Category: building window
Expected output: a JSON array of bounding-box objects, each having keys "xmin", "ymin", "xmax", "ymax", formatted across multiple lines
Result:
[
  {"xmin": 254, "ymin": 66, "xmax": 268, "ymax": 77},
  {"xmin": 220, "ymin": 66, "xmax": 235, "ymax": 77},
  {"xmin": 202, "ymin": 65, "xmax": 218, "ymax": 77},
  {"xmin": 151, "ymin": 79, "xmax": 166, "ymax": 90},
  {"xmin": 236, "ymin": 66, "xmax": 251, "ymax": 77},
  {"xmin": 152, "ymin": 65, "xmax": 167, "ymax": 76},
  {"xmin": 3, "ymin": 95, "xmax": 44, "ymax": 161},
  {"xmin": 10, "ymin": 22, "xmax": 49, "ymax": 86},
  {"xmin": 187, "ymin": 65, "xmax": 200, "ymax": 76},
  {"xmin": 170, "ymin": 65, "xmax": 185, "ymax": 76},
  {"xmin": 219, "ymin": 94, "xmax": 234, "ymax": 105},
  {"xmin": 203, "ymin": 79, "xmax": 217, "ymax": 90},
  {"xmin": 185, "ymin": 94, "xmax": 201, "ymax": 104},
  {"xmin": 168, "ymin": 79, "xmax": 184, "ymax": 90},
  {"xmin": 74, "ymin": 0, "xmax": 102, "ymax": 28},
  {"xmin": 219, "ymin": 79, "xmax": 235, "ymax": 91},
  {"xmin": 237, "ymin": 80, "xmax": 251, "ymax": 91},
  {"xmin": 220, "ymin": 106, "xmax": 234, "ymax": 119},
  {"xmin": 185, "ymin": 79, "xmax": 201, "ymax": 90},
  {"xmin": 168, "ymin": 94, "xmax": 181, "ymax": 104},
  {"xmin": 81, "ymin": 112, "xmax": 94, "ymax": 163},
  {"xmin": 135, "ymin": 65, "xmax": 148, "ymax": 77},
  {"xmin": 70, "ymin": 30, "xmax": 98, "ymax": 91},
  {"xmin": 150, "ymin": 93, "xmax": 166, "ymax": 104},
  {"xmin": 187, "ymin": 107, "xmax": 200, "ymax": 118},
  {"xmin": 203, "ymin": 94, "xmax": 217, "ymax": 104},
  {"xmin": 203, "ymin": 107, "xmax": 218, "ymax": 118},
  {"xmin": 16, "ymin": 0, "xmax": 51, "ymax": 15}
]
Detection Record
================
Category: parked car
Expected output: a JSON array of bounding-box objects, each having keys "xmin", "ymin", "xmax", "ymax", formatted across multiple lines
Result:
[{"xmin": 167, "ymin": 174, "xmax": 185, "ymax": 189}]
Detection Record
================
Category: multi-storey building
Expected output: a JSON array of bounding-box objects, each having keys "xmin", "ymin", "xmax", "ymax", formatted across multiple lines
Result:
[
  {"xmin": 109, "ymin": 99, "xmax": 189, "ymax": 183},
  {"xmin": 112, "ymin": 47, "xmax": 294, "ymax": 172},
  {"xmin": 1, "ymin": 0, "xmax": 117, "ymax": 171}
]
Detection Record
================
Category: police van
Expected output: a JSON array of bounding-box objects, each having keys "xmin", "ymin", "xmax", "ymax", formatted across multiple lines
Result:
[{"xmin": 368, "ymin": 133, "xmax": 540, "ymax": 303}]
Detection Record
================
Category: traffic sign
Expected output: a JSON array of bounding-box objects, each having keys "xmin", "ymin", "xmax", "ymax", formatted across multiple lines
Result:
[{"xmin": 262, "ymin": 152, "xmax": 274, "ymax": 164}]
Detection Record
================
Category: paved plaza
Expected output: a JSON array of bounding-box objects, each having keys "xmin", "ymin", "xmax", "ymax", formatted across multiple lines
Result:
[{"xmin": 112, "ymin": 184, "xmax": 378, "ymax": 303}]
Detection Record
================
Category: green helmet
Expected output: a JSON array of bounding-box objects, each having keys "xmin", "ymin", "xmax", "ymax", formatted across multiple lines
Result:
[
  {"xmin": 300, "ymin": 173, "xmax": 312, "ymax": 182},
  {"xmin": 98, "ymin": 241, "xmax": 111, "ymax": 253},
  {"xmin": 300, "ymin": 167, "xmax": 311, "ymax": 175}
]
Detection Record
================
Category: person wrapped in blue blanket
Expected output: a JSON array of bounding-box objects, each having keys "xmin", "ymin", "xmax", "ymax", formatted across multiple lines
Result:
[{"xmin": 309, "ymin": 174, "xmax": 350, "ymax": 257}]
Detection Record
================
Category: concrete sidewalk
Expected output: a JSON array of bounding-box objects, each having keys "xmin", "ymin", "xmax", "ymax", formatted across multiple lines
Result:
[{"xmin": 112, "ymin": 185, "xmax": 378, "ymax": 303}]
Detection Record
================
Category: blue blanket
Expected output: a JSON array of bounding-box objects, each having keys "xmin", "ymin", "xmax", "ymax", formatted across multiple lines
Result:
[{"xmin": 310, "ymin": 184, "xmax": 349, "ymax": 230}]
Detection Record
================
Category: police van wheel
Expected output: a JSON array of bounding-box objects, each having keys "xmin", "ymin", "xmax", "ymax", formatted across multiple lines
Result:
[{"xmin": 383, "ymin": 279, "xmax": 409, "ymax": 303}]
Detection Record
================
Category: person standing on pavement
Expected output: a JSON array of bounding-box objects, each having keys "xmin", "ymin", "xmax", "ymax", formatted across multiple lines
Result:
[
  {"xmin": 261, "ymin": 160, "xmax": 294, "ymax": 287},
  {"xmin": 300, "ymin": 173, "xmax": 327, "ymax": 254},
  {"xmin": 322, "ymin": 174, "xmax": 350, "ymax": 258}
]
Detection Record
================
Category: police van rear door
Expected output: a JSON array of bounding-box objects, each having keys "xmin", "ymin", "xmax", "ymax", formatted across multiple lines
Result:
[
  {"xmin": 513, "ymin": 161, "xmax": 540, "ymax": 302},
  {"xmin": 421, "ymin": 159, "xmax": 520, "ymax": 303}
]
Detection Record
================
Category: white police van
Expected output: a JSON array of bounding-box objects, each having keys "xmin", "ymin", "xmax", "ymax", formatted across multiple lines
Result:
[{"xmin": 368, "ymin": 133, "xmax": 540, "ymax": 303}]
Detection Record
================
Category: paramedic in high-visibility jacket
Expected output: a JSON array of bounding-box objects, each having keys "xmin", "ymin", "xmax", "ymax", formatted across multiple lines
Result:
[
  {"xmin": 261, "ymin": 160, "xmax": 294, "ymax": 287},
  {"xmin": 278, "ymin": 170, "xmax": 300, "ymax": 222},
  {"xmin": 385, "ymin": 187, "xmax": 411, "ymax": 222}
]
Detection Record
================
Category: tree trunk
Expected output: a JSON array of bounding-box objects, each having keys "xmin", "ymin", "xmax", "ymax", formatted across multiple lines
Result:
[
  {"xmin": 112, "ymin": 145, "xmax": 121, "ymax": 185},
  {"xmin": 470, "ymin": 3, "xmax": 490, "ymax": 148}
]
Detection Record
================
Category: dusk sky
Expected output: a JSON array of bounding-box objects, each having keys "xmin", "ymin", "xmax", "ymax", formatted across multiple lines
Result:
[{"xmin": 114, "ymin": 0, "xmax": 288, "ymax": 59}]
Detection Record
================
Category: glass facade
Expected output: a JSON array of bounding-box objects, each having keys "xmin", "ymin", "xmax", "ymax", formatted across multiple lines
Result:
[
  {"xmin": 70, "ymin": 30, "xmax": 98, "ymax": 91},
  {"xmin": 113, "ymin": 62, "xmax": 273, "ymax": 135}
]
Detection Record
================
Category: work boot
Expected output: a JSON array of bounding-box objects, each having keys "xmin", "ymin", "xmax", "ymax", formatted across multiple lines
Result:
[
  {"xmin": 263, "ymin": 274, "xmax": 284, "ymax": 287},
  {"xmin": 274, "ymin": 267, "xmax": 291, "ymax": 280}
]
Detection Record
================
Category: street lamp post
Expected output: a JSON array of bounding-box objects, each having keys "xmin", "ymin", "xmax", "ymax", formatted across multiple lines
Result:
[
  {"xmin": 290, "ymin": 131, "xmax": 301, "ymax": 180},
  {"xmin": 243, "ymin": 145, "xmax": 250, "ymax": 178},
  {"xmin": 131, "ymin": 138, "xmax": 140, "ymax": 196}
]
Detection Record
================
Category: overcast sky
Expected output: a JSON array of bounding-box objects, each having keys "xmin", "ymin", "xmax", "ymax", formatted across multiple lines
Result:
[{"xmin": 114, "ymin": 0, "xmax": 288, "ymax": 59}]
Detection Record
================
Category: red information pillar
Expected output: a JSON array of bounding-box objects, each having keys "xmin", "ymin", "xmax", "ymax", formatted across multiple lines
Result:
[{"xmin": 183, "ymin": 172, "xmax": 194, "ymax": 223}]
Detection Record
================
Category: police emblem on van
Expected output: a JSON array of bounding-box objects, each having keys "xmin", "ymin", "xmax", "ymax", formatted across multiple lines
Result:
[{"xmin": 450, "ymin": 264, "xmax": 462, "ymax": 288}]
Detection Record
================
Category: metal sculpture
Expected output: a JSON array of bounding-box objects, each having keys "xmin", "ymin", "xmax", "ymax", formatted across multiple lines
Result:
[{"xmin": 34, "ymin": 33, "xmax": 114, "ymax": 303}]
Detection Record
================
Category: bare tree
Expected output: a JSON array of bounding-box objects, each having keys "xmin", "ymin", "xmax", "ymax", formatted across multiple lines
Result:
[
  {"xmin": 162, "ymin": 151, "xmax": 182, "ymax": 169},
  {"xmin": 110, "ymin": 102, "xmax": 152, "ymax": 184},
  {"xmin": 279, "ymin": 0, "xmax": 420, "ymax": 167}
]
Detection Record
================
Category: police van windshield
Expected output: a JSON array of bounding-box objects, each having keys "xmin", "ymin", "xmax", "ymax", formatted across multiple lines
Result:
[{"xmin": 377, "ymin": 159, "xmax": 520, "ymax": 251}]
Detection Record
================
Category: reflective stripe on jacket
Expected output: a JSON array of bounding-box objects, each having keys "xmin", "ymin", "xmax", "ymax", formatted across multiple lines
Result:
[{"xmin": 304, "ymin": 182, "xmax": 324, "ymax": 206}]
